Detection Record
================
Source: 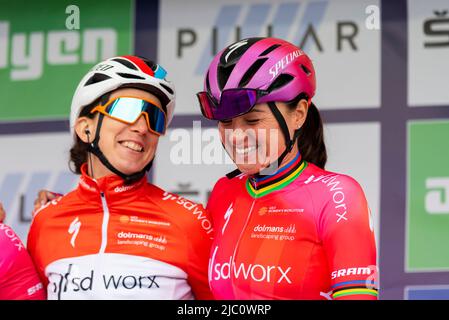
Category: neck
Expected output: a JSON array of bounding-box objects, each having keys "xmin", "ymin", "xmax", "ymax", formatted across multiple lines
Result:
[
  {"xmin": 87, "ymin": 153, "xmax": 115, "ymax": 180},
  {"xmin": 246, "ymin": 150, "xmax": 306, "ymax": 197}
]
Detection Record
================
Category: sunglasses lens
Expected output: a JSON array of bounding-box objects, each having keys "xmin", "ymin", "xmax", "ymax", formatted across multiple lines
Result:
[
  {"xmin": 144, "ymin": 103, "xmax": 166, "ymax": 134},
  {"xmin": 104, "ymin": 97, "xmax": 166, "ymax": 135},
  {"xmin": 196, "ymin": 89, "xmax": 258, "ymax": 121}
]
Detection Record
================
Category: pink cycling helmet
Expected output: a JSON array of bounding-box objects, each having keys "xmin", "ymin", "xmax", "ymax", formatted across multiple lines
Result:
[
  {"xmin": 204, "ymin": 37, "xmax": 316, "ymax": 109},
  {"xmin": 198, "ymin": 37, "xmax": 317, "ymax": 178}
]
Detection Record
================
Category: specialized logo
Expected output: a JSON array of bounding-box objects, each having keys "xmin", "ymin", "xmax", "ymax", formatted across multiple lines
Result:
[
  {"xmin": 268, "ymin": 49, "xmax": 303, "ymax": 80},
  {"xmin": 222, "ymin": 203, "xmax": 234, "ymax": 235},
  {"xmin": 224, "ymin": 39, "xmax": 248, "ymax": 63},
  {"xmin": 68, "ymin": 217, "xmax": 81, "ymax": 248}
]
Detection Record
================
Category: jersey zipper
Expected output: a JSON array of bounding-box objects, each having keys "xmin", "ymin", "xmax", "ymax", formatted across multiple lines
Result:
[
  {"xmin": 99, "ymin": 192, "xmax": 110, "ymax": 253},
  {"xmin": 230, "ymin": 199, "xmax": 256, "ymax": 285}
]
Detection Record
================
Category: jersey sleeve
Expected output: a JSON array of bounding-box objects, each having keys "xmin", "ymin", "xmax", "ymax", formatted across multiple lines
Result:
[
  {"xmin": 206, "ymin": 176, "xmax": 230, "ymax": 227},
  {"xmin": 186, "ymin": 203, "xmax": 214, "ymax": 300},
  {"xmin": 319, "ymin": 176, "xmax": 378, "ymax": 300},
  {"xmin": 27, "ymin": 213, "xmax": 45, "ymax": 283},
  {"xmin": 0, "ymin": 223, "xmax": 46, "ymax": 300}
]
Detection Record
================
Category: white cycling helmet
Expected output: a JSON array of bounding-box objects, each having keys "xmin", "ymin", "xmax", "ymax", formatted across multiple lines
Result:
[{"xmin": 69, "ymin": 55, "xmax": 175, "ymax": 137}]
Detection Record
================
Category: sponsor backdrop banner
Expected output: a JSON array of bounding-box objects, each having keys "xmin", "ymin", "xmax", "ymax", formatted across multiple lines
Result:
[
  {"xmin": 408, "ymin": 0, "xmax": 449, "ymax": 107},
  {"xmin": 0, "ymin": 0, "xmax": 133, "ymax": 120},
  {"xmin": 1, "ymin": 0, "xmax": 449, "ymax": 300},
  {"xmin": 158, "ymin": 0, "xmax": 380, "ymax": 113}
]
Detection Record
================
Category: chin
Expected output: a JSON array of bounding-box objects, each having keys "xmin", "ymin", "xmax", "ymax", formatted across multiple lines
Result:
[
  {"xmin": 235, "ymin": 164, "xmax": 264, "ymax": 176},
  {"xmin": 114, "ymin": 161, "xmax": 147, "ymax": 175}
]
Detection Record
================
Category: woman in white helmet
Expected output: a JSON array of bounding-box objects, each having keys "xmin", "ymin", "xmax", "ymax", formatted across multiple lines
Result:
[{"xmin": 27, "ymin": 56, "xmax": 213, "ymax": 300}]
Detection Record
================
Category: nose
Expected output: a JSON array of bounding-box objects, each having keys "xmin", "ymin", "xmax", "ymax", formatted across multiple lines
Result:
[
  {"xmin": 226, "ymin": 125, "xmax": 248, "ymax": 146},
  {"xmin": 129, "ymin": 114, "xmax": 149, "ymax": 134}
]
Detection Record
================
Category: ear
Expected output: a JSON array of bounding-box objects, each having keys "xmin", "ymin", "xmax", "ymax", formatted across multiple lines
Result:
[
  {"xmin": 293, "ymin": 99, "xmax": 309, "ymax": 130},
  {"xmin": 74, "ymin": 117, "xmax": 95, "ymax": 143}
]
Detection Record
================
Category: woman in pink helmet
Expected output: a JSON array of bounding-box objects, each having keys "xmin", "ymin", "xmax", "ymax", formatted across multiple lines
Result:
[{"xmin": 197, "ymin": 37, "xmax": 378, "ymax": 300}]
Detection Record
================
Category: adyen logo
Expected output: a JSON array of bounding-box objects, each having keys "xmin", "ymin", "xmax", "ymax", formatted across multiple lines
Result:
[
  {"xmin": 0, "ymin": 21, "xmax": 117, "ymax": 81},
  {"xmin": 425, "ymin": 177, "xmax": 449, "ymax": 214}
]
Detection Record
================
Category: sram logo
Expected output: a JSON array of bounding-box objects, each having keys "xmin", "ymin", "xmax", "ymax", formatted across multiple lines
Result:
[
  {"xmin": 211, "ymin": 254, "xmax": 292, "ymax": 284},
  {"xmin": 0, "ymin": 21, "xmax": 117, "ymax": 81},
  {"xmin": 331, "ymin": 266, "xmax": 376, "ymax": 280}
]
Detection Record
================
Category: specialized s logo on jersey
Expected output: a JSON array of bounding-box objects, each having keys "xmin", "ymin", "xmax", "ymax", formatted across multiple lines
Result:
[
  {"xmin": 68, "ymin": 217, "xmax": 81, "ymax": 248},
  {"xmin": 222, "ymin": 203, "xmax": 234, "ymax": 235}
]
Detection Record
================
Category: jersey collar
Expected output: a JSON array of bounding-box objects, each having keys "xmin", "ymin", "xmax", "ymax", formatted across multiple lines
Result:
[
  {"xmin": 246, "ymin": 152, "xmax": 307, "ymax": 198},
  {"xmin": 77, "ymin": 163, "xmax": 147, "ymax": 203}
]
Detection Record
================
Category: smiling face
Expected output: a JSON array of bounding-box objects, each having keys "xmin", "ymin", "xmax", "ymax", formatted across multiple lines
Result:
[
  {"xmin": 218, "ymin": 100, "xmax": 308, "ymax": 175},
  {"xmin": 75, "ymin": 88, "xmax": 162, "ymax": 179}
]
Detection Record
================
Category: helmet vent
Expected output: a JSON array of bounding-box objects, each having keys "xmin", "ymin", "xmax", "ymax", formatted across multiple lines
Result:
[
  {"xmin": 217, "ymin": 64, "xmax": 236, "ymax": 91},
  {"xmin": 300, "ymin": 64, "xmax": 312, "ymax": 76},
  {"xmin": 205, "ymin": 71, "xmax": 212, "ymax": 93},
  {"xmin": 84, "ymin": 73, "xmax": 112, "ymax": 86},
  {"xmin": 160, "ymin": 83, "xmax": 174, "ymax": 95},
  {"xmin": 259, "ymin": 44, "xmax": 281, "ymax": 56},
  {"xmin": 117, "ymin": 73, "xmax": 145, "ymax": 80},
  {"xmin": 111, "ymin": 58, "xmax": 138, "ymax": 70},
  {"xmin": 238, "ymin": 58, "xmax": 268, "ymax": 88},
  {"xmin": 266, "ymin": 74, "xmax": 294, "ymax": 93}
]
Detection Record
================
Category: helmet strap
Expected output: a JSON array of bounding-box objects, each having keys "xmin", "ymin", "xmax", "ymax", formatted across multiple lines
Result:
[
  {"xmin": 225, "ymin": 102, "xmax": 300, "ymax": 179},
  {"xmin": 86, "ymin": 113, "xmax": 153, "ymax": 184}
]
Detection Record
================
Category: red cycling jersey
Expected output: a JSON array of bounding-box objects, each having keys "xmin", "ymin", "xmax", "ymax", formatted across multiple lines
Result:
[
  {"xmin": 207, "ymin": 153, "xmax": 378, "ymax": 300},
  {"xmin": 27, "ymin": 164, "xmax": 213, "ymax": 300},
  {"xmin": 0, "ymin": 223, "xmax": 45, "ymax": 300}
]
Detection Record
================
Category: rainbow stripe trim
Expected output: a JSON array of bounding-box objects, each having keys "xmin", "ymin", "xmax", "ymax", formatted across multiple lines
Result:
[
  {"xmin": 246, "ymin": 159, "xmax": 307, "ymax": 198},
  {"xmin": 332, "ymin": 280, "xmax": 379, "ymax": 290},
  {"xmin": 332, "ymin": 287, "xmax": 379, "ymax": 299}
]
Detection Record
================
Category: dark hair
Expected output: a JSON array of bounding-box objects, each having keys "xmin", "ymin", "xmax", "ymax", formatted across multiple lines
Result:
[
  {"xmin": 286, "ymin": 94, "xmax": 327, "ymax": 169},
  {"xmin": 69, "ymin": 94, "xmax": 110, "ymax": 174}
]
